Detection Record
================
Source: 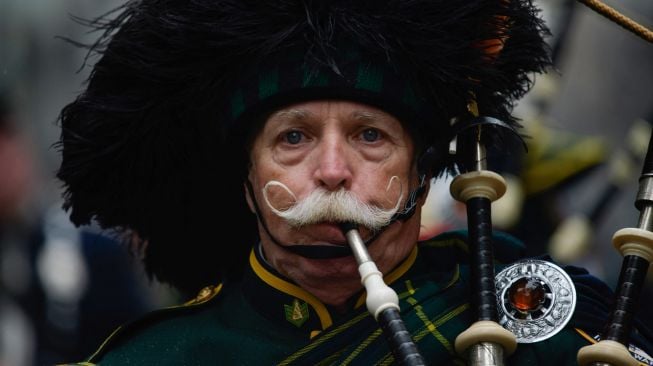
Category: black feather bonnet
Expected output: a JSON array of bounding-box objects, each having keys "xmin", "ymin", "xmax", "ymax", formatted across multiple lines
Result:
[{"xmin": 56, "ymin": 0, "xmax": 550, "ymax": 295}]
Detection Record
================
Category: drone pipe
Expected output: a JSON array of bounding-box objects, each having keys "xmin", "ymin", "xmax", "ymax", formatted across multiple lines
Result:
[
  {"xmin": 578, "ymin": 132, "xmax": 653, "ymax": 366},
  {"xmin": 451, "ymin": 134, "xmax": 517, "ymax": 366}
]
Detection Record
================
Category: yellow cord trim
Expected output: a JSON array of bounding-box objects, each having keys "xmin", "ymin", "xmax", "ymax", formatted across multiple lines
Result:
[
  {"xmin": 284, "ymin": 261, "xmax": 463, "ymax": 365},
  {"xmin": 84, "ymin": 283, "xmax": 223, "ymax": 363},
  {"xmin": 85, "ymin": 325, "xmax": 125, "ymax": 362},
  {"xmin": 340, "ymin": 328, "xmax": 385, "ymax": 366},
  {"xmin": 377, "ymin": 301, "xmax": 469, "ymax": 365},
  {"xmin": 406, "ymin": 280, "xmax": 416, "ymax": 295},
  {"xmin": 183, "ymin": 283, "xmax": 223, "ymax": 306},
  {"xmin": 575, "ymin": 328, "xmax": 649, "ymax": 366},
  {"xmin": 378, "ymin": 355, "xmax": 395, "ymax": 366},
  {"xmin": 249, "ymin": 250, "xmax": 333, "ymax": 329},
  {"xmin": 444, "ymin": 264, "xmax": 461, "ymax": 290},
  {"xmin": 422, "ymin": 238, "xmax": 469, "ymax": 253},
  {"xmin": 278, "ymin": 312, "xmax": 370, "ymax": 365},
  {"xmin": 407, "ymin": 297, "xmax": 453, "ymax": 353},
  {"xmin": 414, "ymin": 302, "xmax": 469, "ymax": 345},
  {"xmin": 574, "ymin": 328, "xmax": 598, "ymax": 344}
]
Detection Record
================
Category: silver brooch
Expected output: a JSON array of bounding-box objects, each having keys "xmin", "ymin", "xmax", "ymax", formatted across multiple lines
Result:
[{"xmin": 495, "ymin": 259, "xmax": 577, "ymax": 343}]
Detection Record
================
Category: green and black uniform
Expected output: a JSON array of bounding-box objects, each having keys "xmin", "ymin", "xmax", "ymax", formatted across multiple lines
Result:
[{"xmin": 65, "ymin": 231, "xmax": 653, "ymax": 365}]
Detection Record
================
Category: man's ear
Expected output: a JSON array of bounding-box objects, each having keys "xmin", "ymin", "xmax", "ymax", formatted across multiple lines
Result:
[
  {"xmin": 244, "ymin": 180, "xmax": 256, "ymax": 214},
  {"xmin": 418, "ymin": 175, "xmax": 433, "ymax": 207},
  {"xmin": 416, "ymin": 146, "xmax": 437, "ymax": 207}
]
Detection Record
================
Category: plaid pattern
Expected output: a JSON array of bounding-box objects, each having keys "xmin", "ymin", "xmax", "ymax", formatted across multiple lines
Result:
[
  {"xmin": 70, "ymin": 231, "xmax": 621, "ymax": 365},
  {"xmin": 225, "ymin": 47, "xmax": 431, "ymax": 141},
  {"xmin": 279, "ymin": 269, "xmax": 472, "ymax": 365}
]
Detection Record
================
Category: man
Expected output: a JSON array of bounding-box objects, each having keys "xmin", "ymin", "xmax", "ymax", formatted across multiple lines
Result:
[
  {"xmin": 56, "ymin": 0, "xmax": 652, "ymax": 364},
  {"xmin": 246, "ymin": 100, "xmax": 420, "ymax": 310}
]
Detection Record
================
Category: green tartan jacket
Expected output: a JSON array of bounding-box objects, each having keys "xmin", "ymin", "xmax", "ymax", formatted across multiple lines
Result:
[{"xmin": 62, "ymin": 231, "xmax": 653, "ymax": 365}]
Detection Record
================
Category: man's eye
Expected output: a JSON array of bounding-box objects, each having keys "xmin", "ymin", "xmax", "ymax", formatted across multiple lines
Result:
[
  {"xmin": 361, "ymin": 128, "xmax": 381, "ymax": 142},
  {"xmin": 283, "ymin": 130, "xmax": 303, "ymax": 144}
]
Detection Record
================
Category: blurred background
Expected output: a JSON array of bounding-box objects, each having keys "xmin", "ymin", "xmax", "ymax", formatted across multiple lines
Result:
[
  {"xmin": 0, "ymin": 0, "xmax": 652, "ymax": 365},
  {"xmin": 1, "ymin": 2, "xmax": 181, "ymax": 365}
]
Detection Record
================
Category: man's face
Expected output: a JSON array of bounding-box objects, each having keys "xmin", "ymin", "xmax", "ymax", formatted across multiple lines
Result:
[{"xmin": 246, "ymin": 100, "xmax": 424, "ymax": 305}]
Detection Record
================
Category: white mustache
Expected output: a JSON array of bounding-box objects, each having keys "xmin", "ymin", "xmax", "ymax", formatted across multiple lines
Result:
[{"xmin": 262, "ymin": 179, "xmax": 403, "ymax": 230}]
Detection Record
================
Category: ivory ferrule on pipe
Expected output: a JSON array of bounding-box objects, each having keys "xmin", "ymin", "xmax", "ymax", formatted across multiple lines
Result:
[
  {"xmin": 343, "ymin": 227, "xmax": 399, "ymax": 319},
  {"xmin": 358, "ymin": 261, "xmax": 400, "ymax": 319}
]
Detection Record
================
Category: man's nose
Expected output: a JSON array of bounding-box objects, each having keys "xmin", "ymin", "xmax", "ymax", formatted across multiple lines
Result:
[{"xmin": 313, "ymin": 138, "xmax": 353, "ymax": 190}]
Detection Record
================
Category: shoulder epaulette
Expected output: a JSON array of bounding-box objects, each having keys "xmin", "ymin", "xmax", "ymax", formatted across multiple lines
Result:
[{"xmin": 78, "ymin": 283, "xmax": 223, "ymax": 364}]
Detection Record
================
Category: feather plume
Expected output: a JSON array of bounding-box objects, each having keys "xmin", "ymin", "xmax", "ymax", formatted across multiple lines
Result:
[{"xmin": 56, "ymin": 0, "xmax": 550, "ymax": 295}]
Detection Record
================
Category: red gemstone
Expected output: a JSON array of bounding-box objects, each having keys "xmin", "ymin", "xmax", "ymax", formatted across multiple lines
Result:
[{"xmin": 508, "ymin": 277, "xmax": 545, "ymax": 312}]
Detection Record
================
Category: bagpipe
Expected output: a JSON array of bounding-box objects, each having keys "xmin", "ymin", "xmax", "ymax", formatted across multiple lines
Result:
[
  {"xmin": 341, "ymin": 1, "xmax": 652, "ymax": 364},
  {"xmin": 572, "ymin": 5, "xmax": 653, "ymax": 365}
]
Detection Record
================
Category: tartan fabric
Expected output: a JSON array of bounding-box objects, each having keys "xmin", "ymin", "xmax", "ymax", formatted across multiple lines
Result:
[
  {"xmin": 225, "ymin": 46, "xmax": 432, "ymax": 144},
  {"xmin": 64, "ymin": 231, "xmax": 651, "ymax": 366}
]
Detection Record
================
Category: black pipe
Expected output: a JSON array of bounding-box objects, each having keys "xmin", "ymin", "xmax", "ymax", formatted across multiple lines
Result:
[
  {"xmin": 377, "ymin": 308, "xmax": 426, "ymax": 365},
  {"xmin": 466, "ymin": 196, "xmax": 500, "ymax": 322}
]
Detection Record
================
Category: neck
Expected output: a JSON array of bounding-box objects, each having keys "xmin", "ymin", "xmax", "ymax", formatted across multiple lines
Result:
[{"xmin": 259, "ymin": 230, "xmax": 420, "ymax": 308}]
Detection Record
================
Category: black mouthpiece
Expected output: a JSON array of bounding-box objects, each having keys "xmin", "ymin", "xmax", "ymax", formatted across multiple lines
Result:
[{"xmin": 339, "ymin": 222, "xmax": 358, "ymax": 234}]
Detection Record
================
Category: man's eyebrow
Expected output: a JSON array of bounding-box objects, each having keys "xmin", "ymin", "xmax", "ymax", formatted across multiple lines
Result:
[
  {"xmin": 271, "ymin": 108, "xmax": 312, "ymax": 122},
  {"xmin": 352, "ymin": 110, "xmax": 384, "ymax": 122}
]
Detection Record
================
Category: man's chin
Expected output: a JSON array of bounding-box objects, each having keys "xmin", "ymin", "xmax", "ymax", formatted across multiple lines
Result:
[{"xmin": 295, "ymin": 256, "xmax": 360, "ymax": 279}]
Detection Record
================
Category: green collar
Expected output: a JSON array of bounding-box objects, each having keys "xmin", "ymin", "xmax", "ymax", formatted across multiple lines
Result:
[{"xmin": 241, "ymin": 241, "xmax": 463, "ymax": 338}]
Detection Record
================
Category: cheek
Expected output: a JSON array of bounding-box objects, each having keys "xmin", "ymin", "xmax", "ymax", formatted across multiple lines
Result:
[
  {"xmin": 263, "ymin": 183, "xmax": 297, "ymax": 210},
  {"xmin": 249, "ymin": 162, "xmax": 311, "ymax": 210},
  {"xmin": 385, "ymin": 176, "xmax": 404, "ymax": 206}
]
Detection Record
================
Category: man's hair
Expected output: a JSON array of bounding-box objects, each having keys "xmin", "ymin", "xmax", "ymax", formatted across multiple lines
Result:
[{"xmin": 56, "ymin": 0, "xmax": 550, "ymax": 296}]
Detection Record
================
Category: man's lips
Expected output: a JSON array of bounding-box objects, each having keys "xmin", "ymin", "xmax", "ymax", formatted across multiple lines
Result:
[
  {"xmin": 284, "ymin": 222, "xmax": 374, "ymax": 248},
  {"xmin": 299, "ymin": 222, "xmax": 351, "ymax": 246},
  {"xmin": 277, "ymin": 222, "xmax": 377, "ymax": 259}
]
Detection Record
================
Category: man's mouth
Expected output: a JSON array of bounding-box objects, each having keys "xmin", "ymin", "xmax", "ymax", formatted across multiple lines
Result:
[
  {"xmin": 279, "ymin": 221, "xmax": 377, "ymax": 259},
  {"xmin": 304, "ymin": 222, "xmax": 351, "ymax": 244},
  {"xmin": 284, "ymin": 242, "xmax": 353, "ymax": 259}
]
